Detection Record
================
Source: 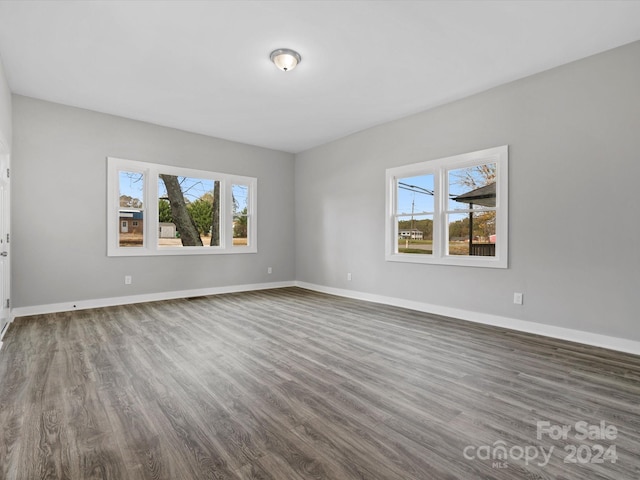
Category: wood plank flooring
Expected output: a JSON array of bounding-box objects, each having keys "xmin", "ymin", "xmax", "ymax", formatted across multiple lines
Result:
[{"xmin": 1, "ymin": 287, "xmax": 639, "ymax": 479}]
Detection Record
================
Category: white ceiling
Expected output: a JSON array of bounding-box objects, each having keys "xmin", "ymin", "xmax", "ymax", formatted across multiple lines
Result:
[{"xmin": 1, "ymin": 1, "xmax": 640, "ymax": 153}]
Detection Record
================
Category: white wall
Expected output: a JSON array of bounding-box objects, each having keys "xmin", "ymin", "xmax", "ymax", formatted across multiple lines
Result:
[
  {"xmin": 295, "ymin": 41, "xmax": 640, "ymax": 342},
  {"xmin": 12, "ymin": 96, "xmax": 295, "ymax": 308},
  {"xmin": 0, "ymin": 56, "xmax": 11, "ymax": 150}
]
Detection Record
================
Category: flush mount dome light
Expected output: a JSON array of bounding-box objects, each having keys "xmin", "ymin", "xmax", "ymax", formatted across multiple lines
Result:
[{"xmin": 270, "ymin": 48, "xmax": 302, "ymax": 72}]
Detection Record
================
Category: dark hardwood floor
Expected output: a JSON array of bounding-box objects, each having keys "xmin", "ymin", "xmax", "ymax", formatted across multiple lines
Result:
[{"xmin": 1, "ymin": 287, "xmax": 639, "ymax": 479}]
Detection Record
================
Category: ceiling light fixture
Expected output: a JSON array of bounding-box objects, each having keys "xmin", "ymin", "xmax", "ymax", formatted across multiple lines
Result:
[{"xmin": 270, "ymin": 48, "xmax": 302, "ymax": 72}]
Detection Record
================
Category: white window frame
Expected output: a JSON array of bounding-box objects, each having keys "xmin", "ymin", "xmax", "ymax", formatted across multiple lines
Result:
[
  {"xmin": 107, "ymin": 157, "xmax": 257, "ymax": 256},
  {"xmin": 385, "ymin": 145, "xmax": 508, "ymax": 268}
]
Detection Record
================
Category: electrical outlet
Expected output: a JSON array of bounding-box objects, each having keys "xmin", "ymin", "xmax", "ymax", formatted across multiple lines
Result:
[
  {"xmin": 513, "ymin": 292, "xmax": 523, "ymax": 305},
  {"xmin": 347, "ymin": 273, "xmax": 352, "ymax": 281},
  {"xmin": 125, "ymin": 275, "xmax": 132, "ymax": 285},
  {"xmin": 267, "ymin": 267, "xmax": 273, "ymax": 274}
]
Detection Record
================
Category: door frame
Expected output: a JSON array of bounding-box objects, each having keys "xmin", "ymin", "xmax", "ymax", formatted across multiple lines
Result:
[{"xmin": 0, "ymin": 138, "xmax": 10, "ymax": 345}]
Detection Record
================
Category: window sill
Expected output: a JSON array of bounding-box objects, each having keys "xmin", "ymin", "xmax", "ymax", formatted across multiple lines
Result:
[
  {"xmin": 385, "ymin": 253, "xmax": 507, "ymax": 269},
  {"xmin": 107, "ymin": 246, "xmax": 257, "ymax": 257}
]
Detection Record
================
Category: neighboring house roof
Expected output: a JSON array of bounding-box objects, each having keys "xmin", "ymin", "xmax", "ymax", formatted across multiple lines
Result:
[
  {"xmin": 120, "ymin": 210, "xmax": 144, "ymax": 220},
  {"xmin": 452, "ymin": 182, "xmax": 496, "ymax": 207}
]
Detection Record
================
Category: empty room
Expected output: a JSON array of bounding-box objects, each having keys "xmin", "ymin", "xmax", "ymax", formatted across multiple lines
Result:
[{"xmin": 1, "ymin": 1, "xmax": 639, "ymax": 479}]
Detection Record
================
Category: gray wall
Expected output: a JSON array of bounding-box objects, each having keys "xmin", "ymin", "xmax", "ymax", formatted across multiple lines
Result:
[
  {"xmin": 295, "ymin": 41, "xmax": 640, "ymax": 341},
  {"xmin": 0, "ymin": 56, "xmax": 10, "ymax": 150},
  {"xmin": 12, "ymin": 96, "xmax": 295, "ymax": 308}
]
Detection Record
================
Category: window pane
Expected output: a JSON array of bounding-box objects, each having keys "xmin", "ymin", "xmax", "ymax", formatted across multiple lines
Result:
[
  {"xmin": 157, "ymin": 175, "xmax": 220, "ymax": 247},
  {"xmin": 109, "ymin": 157, "xmax": 258, "ymax": 256},
  {"xmin": 119, "ymin": 171, "xmax": 144, "ymax": 247},
  {"xmin": 447, "ymin": 211, "xmax": 496, "ymax": 256},
  {"xmin": 232, "ymin": 184, "xmax": 249, "ymax": 246},
  {"xmin": 385, "ymin": 146, "xmax": 506, "ymax": 267},
  {"xmin": 397, "ymin": 174, "xmax": 434, "ymax": 214},
  {"xmin": 448, "ymin": 163, "xmax": 497, "ymax": 210},
  {"xmin": 233, "ymin": 214, "xmax": 249, "ymax": 246},
  {"xmin": 397, "ymin": 214, "xmax": 433, "ymax": 255}
]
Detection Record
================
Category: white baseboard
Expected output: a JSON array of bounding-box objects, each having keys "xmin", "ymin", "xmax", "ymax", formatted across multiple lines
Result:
[
  {"xmin": 11, "ymin": 281, "xmax": 296, "ymax": 319},
  {"xmin": 295, "ymin": 281, "xmax": 640, "ymax": 357}
]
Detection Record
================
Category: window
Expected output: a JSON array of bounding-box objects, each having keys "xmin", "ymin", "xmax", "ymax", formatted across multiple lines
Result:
[
  {"xmin": 386, "ymin": 145, "xmax": 508, "ymax": 268},
  {"xmin": 232, "ymin": 184, "xmax": 250, "ymax": 247},
  {"xmin": 108, "ymin": 157, "xmax": 257, "ymax": 256}
]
